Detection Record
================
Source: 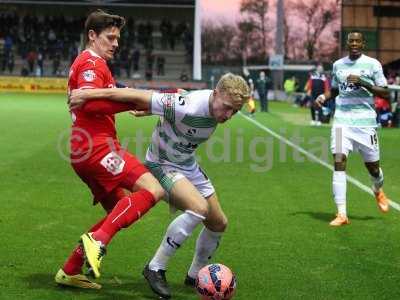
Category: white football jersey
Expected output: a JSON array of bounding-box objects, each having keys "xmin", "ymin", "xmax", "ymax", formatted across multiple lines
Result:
[
  {"xmin": 145, "ymin": 90, "xmax": 217, "ymax": 170},
  {"xmin": 331, "ymin": 54, "xmax": 387, "ymax": 127}
]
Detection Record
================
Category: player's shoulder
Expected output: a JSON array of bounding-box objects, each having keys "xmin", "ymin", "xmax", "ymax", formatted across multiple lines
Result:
[
  {"xmin": 333, "ymin": 57, "xmax": 347, "ymax": 67},
  {"xmin": 183, "ymin": 90, "xmax": 213, "ymax": 114},
  {"xmin": 74, "ymin": 50, "xmax": 107, "ymax": 70},
  {"xmin": 360, "ymin": 54, "xmax": 382, "ymax": 67},
  {"xmin": 185, "ymin": 89, "xmax": 213, "ymax": 101}
]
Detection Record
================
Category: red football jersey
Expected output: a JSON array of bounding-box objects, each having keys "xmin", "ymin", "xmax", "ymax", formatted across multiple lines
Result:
[{"xmin": 68, "ymin": 49, "xmax": 134, "ymax": 162}]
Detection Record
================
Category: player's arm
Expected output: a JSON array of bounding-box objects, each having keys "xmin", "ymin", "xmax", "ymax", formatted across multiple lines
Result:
[
  {"xmin": 347, "ymin": 74, "xmax": 390, "ymax": 99},
  {"xmin": 315, "ymin": 65, "xmax": 338, "ymax": 108},
  {"xmin": 69, "ymin": 88, "xmax": 153, "ymax": 111},
  {"xmin": 304, "ymin": 79, "xmax": 311, "ymax": 95},
  {"xmin": 315, "ymin": 88, "xmax": 338, "ymax": 108}
]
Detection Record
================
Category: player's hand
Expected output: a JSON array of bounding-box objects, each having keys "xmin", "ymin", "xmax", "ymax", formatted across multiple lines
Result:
[
  {"xmin": 347, "ymin": 74, "xmax": 361, "ymax": 85},
  {"xmin": 68, "ymin": 89, "xmax": 89, "ymax": 110},
  {"xmin": 129, "ymin": 110, "xmax": 150, "ymax": 117},
  {"xmin": 314, "ymin": 94, "xmax": 326, "ymax": 108}
]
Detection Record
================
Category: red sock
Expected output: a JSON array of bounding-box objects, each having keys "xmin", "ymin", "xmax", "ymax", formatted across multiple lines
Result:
[
  {"xmin": 63, "ymin": 217, "xmax": 106, "ymax": 275},
  {"xmin": 92, "ymin": 189, "xmax": 155, "ymax": 245}
]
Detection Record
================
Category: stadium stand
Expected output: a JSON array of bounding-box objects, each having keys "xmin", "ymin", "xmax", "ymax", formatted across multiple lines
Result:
[{"xmin": 0, "ymin": 4, "xmax": 194, "ymax": 82}]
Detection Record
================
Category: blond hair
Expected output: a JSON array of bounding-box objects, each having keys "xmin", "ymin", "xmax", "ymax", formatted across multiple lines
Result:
[{"xmin": 216, "ymin": 73, "xmax": 251, "ymax": 107}]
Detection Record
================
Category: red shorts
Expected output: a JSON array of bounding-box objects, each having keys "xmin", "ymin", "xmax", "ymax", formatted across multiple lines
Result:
[{"xmin": 72, "ymin": 150, "xmax": 149, "ymax": 204}]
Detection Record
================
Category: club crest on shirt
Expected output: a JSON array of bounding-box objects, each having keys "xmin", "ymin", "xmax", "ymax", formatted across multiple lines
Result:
[
  {"xmin": 161, "ymin": 93, "xmax": 175, "ymax": 108},
  {"xmin": 82, "ymin": 70, "xmax": 96, "ymax": 82}
]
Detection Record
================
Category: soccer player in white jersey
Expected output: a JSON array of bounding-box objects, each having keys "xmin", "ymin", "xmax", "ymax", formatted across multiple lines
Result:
[
  {"xmin": 315, "ymin": 30, "xmax": 390, "ymax": 226},
  {"xmin": 69, "ymin": 73, "xmax": 250, "ymax": 298}
]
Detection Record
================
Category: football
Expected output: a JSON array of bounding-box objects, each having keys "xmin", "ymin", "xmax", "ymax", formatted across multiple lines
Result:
[{"xmin": 195, "ymin": 264, "xmax": 236, "ymax": 300}]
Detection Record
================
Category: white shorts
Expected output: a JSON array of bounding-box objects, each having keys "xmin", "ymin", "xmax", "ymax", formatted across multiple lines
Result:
[
  {"xmin": 330, "ymin": 126, "xmax": 380, "ymax": 162},
  {"xmin": 145, "ymin": 161, "xmax": 215, "ymax": 199}
]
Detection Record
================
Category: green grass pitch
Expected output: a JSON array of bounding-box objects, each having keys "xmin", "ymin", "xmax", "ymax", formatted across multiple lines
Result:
[{"xmin": 0, "ymin": 93, "xmax": 399, "ymax": 299}]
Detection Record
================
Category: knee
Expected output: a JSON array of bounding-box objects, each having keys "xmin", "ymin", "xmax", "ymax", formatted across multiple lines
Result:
[
  {"xmin": 189, "ymin": 201, "xmax": 209, "ymax": 219},
  {"xmin": 147, "ymin": 183, "xmax": 165, "ymax": 202},
  {"xmin": 369, "ymin": 167, "xmax": 380, "ymax": 177},
  {"xmin": 208, "ymin": 215, "xmax": 228, "ymax": 233}
]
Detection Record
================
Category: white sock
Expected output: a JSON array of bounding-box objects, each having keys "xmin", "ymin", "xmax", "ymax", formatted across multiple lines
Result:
[
  {"xmin": 149, "ymin": 210, "xmax": 205, "ymax": 271},
  {"xmin": 333, "ymin": 171, "xmax": 347, "ymax": 216},
  {"xmin": 187, "ymin": 227, "xmax": 223, "ymax": 279},
  {"xmin": 371, "ymin": 168, "xmax": 384, "ymax": 193}
]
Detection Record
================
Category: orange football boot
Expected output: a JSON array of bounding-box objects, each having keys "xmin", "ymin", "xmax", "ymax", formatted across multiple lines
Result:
[
  {"xmin": 329, "ymin": 214, "xmax": 350, "ymax": 226},
  {"xmin": 374, "ymin": 188, "xmax": 389, "ymax": 213}
]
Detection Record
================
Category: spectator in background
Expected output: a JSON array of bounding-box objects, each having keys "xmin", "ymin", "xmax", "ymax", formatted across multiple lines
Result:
[
  {"xmin": 132, "ymin": 46, "xmax": 140, "ymax": 72},
  {"xmin": 0, "ymin": 35, "xmax": 5, "ymax": 72},
  {"xmin": 146, "ymin": 49, "xmax": 155, "ymax": 73},
  {"xmin": 156, "ymin": 55, "xmax": 165, "ymax": 76},
  {"xmin": 37, "ymin": 50, "xmax": 44, "ymax": 77},
  {"xmin": 183, "ymin": 26, "xmax": 193, "ymax": 63},
  {"xmin": 145, "ymin": 67, "xmax": 153, "ymax": 81},
  {"xmin": 375, "ymin": 96, "xmax": 392, "ymax": 127},
  {"xmin": 284, "ymin": 76, "xmax": 298, "ymax": 103},
  {"xmin": 144, "ymin": 21, "xmax": 153, "ymax": 50},
  {"xmin": 26, "ymin": 49, "xmax": 37, "ymax": 74},
  {"xmin": 48, "ymin": 29, "xmax": 57, "ymax": 58},
  {"xmin": 52, "ymin": 52, "xmax": 61, "ymax": 76},
  {"xmin": 159, "ymin": 18, "xmax": 169, "ymax": 50},
  {"xmin": 180, "ymin": 69, "xmax": 189, "ymax": 82},
  {"xmin": 4, "ymin": 34, "xmax": 13, "ymax": 59},
  {"xmin": 391, "ymin": 74, "xmax": 400, "ymax": 103},
  {"xmin": 393, "ymin": 94, "xmax": 400, "ymax": 128},
  {"xmin": 305, "ymin": 65, "xmax": 330, "ymax": 126},
  {"xmin": 256, "ymin": 71, "xmax": 270, "ymax": 112},
  {"xmin": 120, "ymin": 47, "xmax": 131, "ymax": 78},
  {"xmin": 69, "ymin": 43, "xmax": 78, "ymax": 66},
  {"xmin": 168, "ymin": 21, "xmax": 175, "ymax": 51},
  {"xmin": 7, "ymin": 51, "xmax": 14, "ymax": 74},
  {"xmin": 137, "ymin": 22, "xmax": 146, "ymax": 47}
]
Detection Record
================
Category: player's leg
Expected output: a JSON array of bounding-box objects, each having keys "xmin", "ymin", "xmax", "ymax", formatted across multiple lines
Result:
[
  {"xmin": 365, "ymin": 160, "xmax": 389, "ymax": 212},
  {"xmin": 90, "ymin": 171, "xmax": 164, "ymax": 241},
  {"xmin": 56, "ymin": 187, "xmax": 124, "ymax": 288},
  {"xmin": 144, "ymin": 177, "xmax": 207, "ymax": 299},
  {"xmin": 185, "ymin": 193, "xmax": 227, "ymax": 286},
  {"xmin": 81, "ymin": 157, "xmax": 164, "ymax": 279},
  {"xmin": 330, "ymin": 127, "xmax": 351, "ymax": 226},
  {"xmin": 358, "ymin": 129, "xmax": 389, "ymax": 212},
  {"xmin": 310, "ymin": 104, "xmax": 316, "ymax": 125},
  {"xmin": 260, "ymin": 93, "xmax": 266, "ymax": 112}
]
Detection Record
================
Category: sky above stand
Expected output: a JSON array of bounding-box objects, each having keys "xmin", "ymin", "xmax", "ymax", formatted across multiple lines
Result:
[{"xmin": 201, "ymin": 0, "xmax": 242, "ymax": 23}]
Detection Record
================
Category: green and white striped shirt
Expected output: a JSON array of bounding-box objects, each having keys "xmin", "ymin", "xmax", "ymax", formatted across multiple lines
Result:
[
  {"xmin": 146, "ymin": 90, "xmax": 217, "ymax": 170},
  {"xmin": 331, "ymin": 54, "xmax": 387, "ymax": 127}
]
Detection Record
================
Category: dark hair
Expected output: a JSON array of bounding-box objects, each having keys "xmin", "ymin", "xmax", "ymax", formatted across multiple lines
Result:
[
  {"xmin": 347, "ymin": 30, "xmax": 364, "ymax": 41},
  {"xmin": 83, "ymin": 9, "xmax": 125, "ymax": 46}
]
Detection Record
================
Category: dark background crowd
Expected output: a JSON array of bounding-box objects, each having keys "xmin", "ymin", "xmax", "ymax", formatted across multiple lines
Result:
[{"xmin": 0, "ymin": 12, "xmax": 194, "ymax": 80}]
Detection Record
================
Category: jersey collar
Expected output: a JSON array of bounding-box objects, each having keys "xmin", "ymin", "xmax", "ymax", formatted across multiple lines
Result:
[{"xmin": 85, "ymin": 49, "xmax": 105, "ymax": 61}]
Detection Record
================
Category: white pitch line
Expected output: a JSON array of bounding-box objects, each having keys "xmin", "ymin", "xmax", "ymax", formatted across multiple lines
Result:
[{"xmin": 240, "ymin": 112, "xmax": 400, "ymax": 212}]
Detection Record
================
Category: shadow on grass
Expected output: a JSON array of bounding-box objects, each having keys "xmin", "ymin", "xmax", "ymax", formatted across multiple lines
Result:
[
  {"xmin": 290, "ymin": 211, "xmax": 376, "ymax": 223},
  {"xmin": 23, "ymin": 273, "xmax": 197, "ymax": 300}
]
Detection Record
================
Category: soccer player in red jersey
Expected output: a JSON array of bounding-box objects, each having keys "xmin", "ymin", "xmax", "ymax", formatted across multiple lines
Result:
[{"xmin": 54, "ymin": 10, "xmax": 164, "ymax": 289}]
